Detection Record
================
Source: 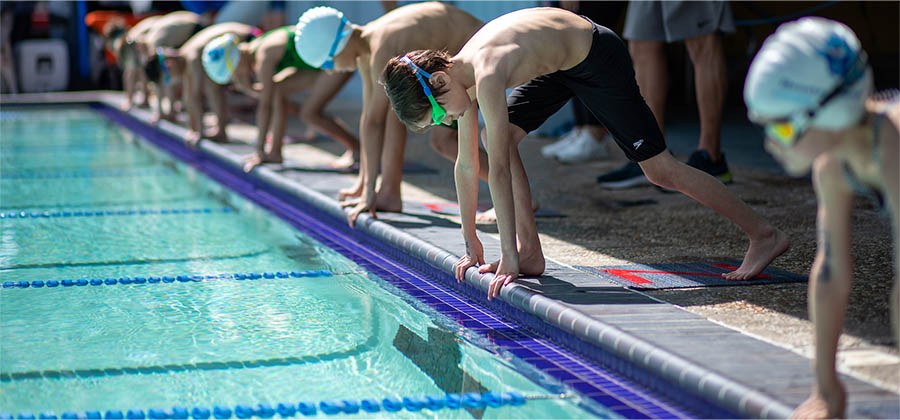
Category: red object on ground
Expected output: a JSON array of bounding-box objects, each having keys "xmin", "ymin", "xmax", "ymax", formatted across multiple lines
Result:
[
  {"xmin": 84, "ymin": 11, "xmax": 160, "ymax": 64},
  {"xmin": 601, "ymin": 265, "xmax": 773, "ymax": 285}
]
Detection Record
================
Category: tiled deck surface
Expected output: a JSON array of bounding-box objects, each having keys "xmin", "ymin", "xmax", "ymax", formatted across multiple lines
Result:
[{"xmin": 5, "ymin": 93, "xmax": 898, "ymax": 419}]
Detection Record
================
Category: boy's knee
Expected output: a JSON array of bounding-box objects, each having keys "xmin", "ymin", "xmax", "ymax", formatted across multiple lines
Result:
[
  {"xmin": 685, "ymin": 33, "xmax": 722, "ymax": 62},
  {"xmin": 298, "ymin": 108, "xmax": 319, "ymax": 125},
  {"xmin": 628, "ymin": 40, "xmax": 663, "ymax": 59},
  {"xmin": 640, "ymin": 157, "xmax": 678, "ymax": 189}
]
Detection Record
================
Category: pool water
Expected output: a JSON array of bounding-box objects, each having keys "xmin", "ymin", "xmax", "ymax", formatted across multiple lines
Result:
[{"xmin": 0, "ymin": 106, "xmax": 606, "ymax": 418}]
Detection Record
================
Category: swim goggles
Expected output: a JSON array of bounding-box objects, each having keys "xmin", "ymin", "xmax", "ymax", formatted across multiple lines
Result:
[
  {"xmin": 765, "ymin": 51, "xmax": 868, "ymax": 147},
  {"xmin": 400, "ymin": 56, "xmax": 447, "ymax": 126},
  {"xmin": 320, "ymin": 16, "xmax": 350, "ymax": 70},
  {"xmin": 156, "ymin": 47, "xmax": 170, "ymax": 84}
]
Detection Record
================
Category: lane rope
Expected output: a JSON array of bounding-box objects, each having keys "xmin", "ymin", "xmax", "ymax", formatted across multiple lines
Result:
[
  {"xmin": 1, "ymin": 169, "xmax": 173, "ymax": 180},
  {"xmin": 0, "ymin": 270, "xmax": 370, "ymax": 290},
  {"xmin": 0, "ymin": 392, "xmax": 572, "ymax": 419},
  {"xmin": 0, "ymin": 207, "xmax": 233, "ymax": 220}
]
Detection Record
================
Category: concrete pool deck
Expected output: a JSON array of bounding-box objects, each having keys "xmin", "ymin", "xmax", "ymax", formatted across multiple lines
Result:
[{"xmin": 4, "ymin": 92, "xmax": 898, "ymax": 419}]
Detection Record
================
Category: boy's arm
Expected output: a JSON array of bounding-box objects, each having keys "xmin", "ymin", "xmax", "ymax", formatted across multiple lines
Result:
[
  {"xmin": 809, "ymin": 155, "xmax": 854, "ymax": 387},
  {"xmin": 453, "ymin": 98, "xmax": 484, "ymax": 282},
  {"xmin": 476, "ymin": 74, "xmax": 519, "ymax": 295},
  {"xmin": 347, "ymin": 53, "xmax": 390, "ymax": 227}
]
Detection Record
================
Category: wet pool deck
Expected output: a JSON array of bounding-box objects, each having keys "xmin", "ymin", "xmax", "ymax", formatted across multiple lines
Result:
[{"xmin": 5, "ymin": 92, "xmax": 898, "ymax": 419}]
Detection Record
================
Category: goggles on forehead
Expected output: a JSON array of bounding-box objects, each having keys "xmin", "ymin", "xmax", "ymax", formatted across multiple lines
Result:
[
  {"xmin": 764, "ymin": 50, "xmax": 868, "ymax": 148},
  {"xmin": 320, "ymin": 16, "xmax": 351, "ymax": 70},
  {"xmin": 400, "ymin": 56, "xmax": 447, "ymax": 126}
]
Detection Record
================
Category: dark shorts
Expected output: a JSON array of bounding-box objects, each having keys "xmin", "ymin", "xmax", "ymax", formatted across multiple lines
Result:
[{"xmin": 506, "ymin": 17, "xmax": 666, "ymax": 162}]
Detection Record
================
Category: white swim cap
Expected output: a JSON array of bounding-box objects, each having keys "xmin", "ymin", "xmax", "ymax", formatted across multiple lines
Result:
[
  {"xmin": 294, "ymin": 6, "xmax": 353, "ymax": 69},
  {"xmin": 744, "ymin": 17, "xmax": 873, "ymax": 130},
  {"xmin": 202, "ymin": 33, "xmax": 241, "ymax": 85}
]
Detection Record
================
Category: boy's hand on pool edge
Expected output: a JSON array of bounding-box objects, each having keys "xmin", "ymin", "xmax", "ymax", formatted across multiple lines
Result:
[
  {"xmin": 347, "ymin": 197, "xmax": 376, "ymax": 228},
  {"xmin": 484, "ymin": 258, "xmax": 519, "ymax": 300},
  {"xmin": 455, "ymin": 239, "xmax": 485, "ymax": 283}
]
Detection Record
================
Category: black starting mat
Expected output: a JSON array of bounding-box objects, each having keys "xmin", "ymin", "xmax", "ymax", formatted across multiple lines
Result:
[{"xmin": 575, "ymin": 261, "xmax": 807, "ymax": 289}]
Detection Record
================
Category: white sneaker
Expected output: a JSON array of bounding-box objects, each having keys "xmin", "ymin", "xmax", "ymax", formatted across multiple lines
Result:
[
  {"xmin": 541, "ymin": 129, "xmax": 580, "ymax": 158},
  {"xmin": 556, "ymin": 130, "xmax": 610, "ymax": 163}
]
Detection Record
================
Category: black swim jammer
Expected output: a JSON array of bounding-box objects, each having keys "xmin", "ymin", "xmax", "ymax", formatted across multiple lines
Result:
[{"xmin": 506, "ymin": 16, "xmax": 666, "ymax": 162}]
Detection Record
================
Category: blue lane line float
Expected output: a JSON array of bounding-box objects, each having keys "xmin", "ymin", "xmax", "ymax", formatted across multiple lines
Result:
[
  {"xmin": 1, "ymin": 270, "xmax": 341, "ymax": 290},
  {"xmin": 0, "ymin": 168, "xmax": 173, "ymax": 180},
  {"xmin": 0, "ymin": 392, "xmax": 541, "ymax": 419},
  {"xmin": 0, "ymin": 208, "xmax": 233, "ymax": 219}
]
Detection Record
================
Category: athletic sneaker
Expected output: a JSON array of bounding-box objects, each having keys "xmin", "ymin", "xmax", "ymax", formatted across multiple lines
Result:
[
  {"xmin": 595, "ymin": 161, "xmax": 651, "ymax": 189},
  {"xmin": 541, "ymin": 129, "xmax": 580, "ymax": 158},
  {"xmin": 687, "ymin": 150, "xmax": 733, "ymax": 184},
  {"xmin": 555, "ymin": 130, "xmax": 610, "ymax": 163}
]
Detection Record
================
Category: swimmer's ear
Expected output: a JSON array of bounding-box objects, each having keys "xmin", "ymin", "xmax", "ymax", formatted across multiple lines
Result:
[{"xmin": 428, "ymin": 71, "xmax": 450, "ymax": 91}]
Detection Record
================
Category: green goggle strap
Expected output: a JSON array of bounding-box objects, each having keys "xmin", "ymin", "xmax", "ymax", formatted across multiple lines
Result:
[{"xmin": 400, "ymin": 56, "xmax": 446, "ymax": 126}]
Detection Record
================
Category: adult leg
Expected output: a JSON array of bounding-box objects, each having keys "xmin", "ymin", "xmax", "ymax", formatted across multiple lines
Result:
[
  {"xmin": 628, "ymin": 40, "xmax": 667, "ymax": 133},
  {"xmin": 685, "ymin": 32, "xmax": 726, "ymax": 161},
  {"xmin": 298, "ymin": 72, "xmax": 359, "ymax": 168},
  {"xmin": 639, "ymin": 151, "xmax": 788, "ymax": 279}
]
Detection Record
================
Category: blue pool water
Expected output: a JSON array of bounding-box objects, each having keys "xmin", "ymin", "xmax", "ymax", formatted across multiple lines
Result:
[{"xmin": 0, "ymin": 106, "xmax": 608, "ymax": 418}]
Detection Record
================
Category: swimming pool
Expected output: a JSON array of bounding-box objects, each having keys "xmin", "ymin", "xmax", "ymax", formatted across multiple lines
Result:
[{"xmin": 1, "ymin": 104, "xmax": 693, "ymax": 419}]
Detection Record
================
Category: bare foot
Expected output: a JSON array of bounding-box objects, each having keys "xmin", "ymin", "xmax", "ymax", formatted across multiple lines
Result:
[
  {"xmin": 329, "ymin": 150, "xmax": 358, "ymax": 170},
  {"xmin": 121, "ymin": 101, "xmax": 133, "ymax": 111},
  {"xmin": 475, "ymin": 198, "xmax": 541, "ymax": 224},
  {"xmin": 206, "ymin": 127, "xmax": 229, "ymax": 143},
  {"xmin": 791, "ymin": 386, "xmax": 846, "ymax": 419},
  {"xmin": 338, "ymin": 180, "xmax": 364, "ymax": 202},
  {"xmin": 301, "ymin": 126, "xmax": 317, "ymax": 142},
  {"xmin": 186, "ymin": 131, "xmax": 202, "ymax": 147},
  {"xmin": 243, "ymin": 153, "xmax": 282, "ymax": 173},
  {"xmin": 724, "ymin": 228, "xmax": 790, "ymax": 280},
  {"xmin": 478, "ymin": 246, "xmax": 546, "ymax": 277},
  {"xmin": 341, "ymin": 193, "xmax": 402, "ymax": 213}
]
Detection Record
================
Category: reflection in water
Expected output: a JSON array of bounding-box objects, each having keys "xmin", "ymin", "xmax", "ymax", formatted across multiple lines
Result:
[{"xmin": 393, "ymin": 324, "xmax": 487, "ymax": 419}]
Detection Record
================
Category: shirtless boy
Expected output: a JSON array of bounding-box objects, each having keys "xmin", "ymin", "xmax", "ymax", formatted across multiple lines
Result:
[
  {"xmin": 382, "ymin": 7, "xmax": 789, "ymax": 299},
  {"xmin": 136, "ymin": 10, "xmax": 203, "ymax": 122},
  {"xmin": 106, "ymin": 14, "xmax": 160, "ymax": 110},
  {"xmin": 293, "ymin": 3, "xmax": 487, "ymax": 226},
  {"xmin": 745, "ymin": 17, "xmax": 898, "ymax": 419},
  {"xmin": 202, "ymin": 25, "xmax": 359, "ymax": 171},
  {"xmin": 158, "ymin": 22, "xmax": 259, "ymax": 143}
]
